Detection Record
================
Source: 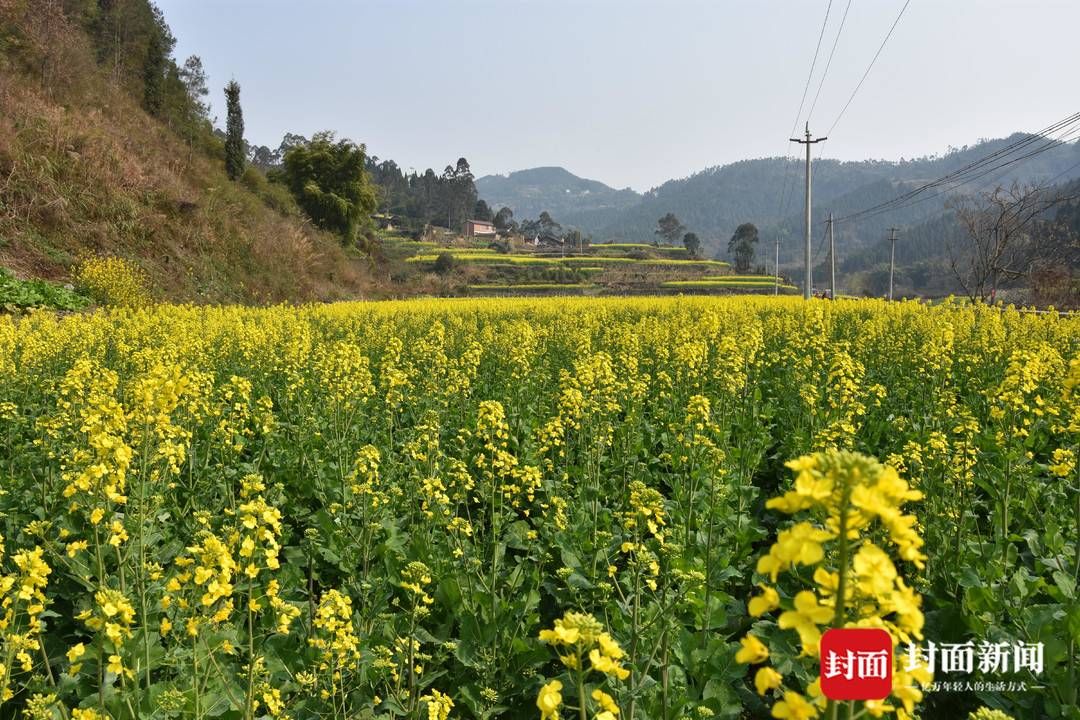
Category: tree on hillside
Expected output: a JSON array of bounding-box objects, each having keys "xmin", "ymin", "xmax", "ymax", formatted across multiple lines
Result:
[
  {"xmin": 250, "ymin": 145, "xmax": 278, "ymax": 169},
  {"xmin": 946, "ymin": 182, "xmax": 1070, "ymax": 302},
  {"xmin": 474, "ymin": 199, "xmax": 493, "ymax": 222},
  {"xmin": 23, "ymin": 0, "xmax": 77, "ymax": 96},
  {"xmin": 538, "ymin": 211, "xmax": 562, "ymax": 240},
  {"xmin": 141, "ymin": 5, "xmax": 173, "ymax": 116},
  {"xmin": 728, "ymin": 223, "xmax": 759, "ymax": 272},
  {"xmin": 168, "ymin": 54, "xmax": 212, "ymax": 149},
  {"xmin": 655, "ymin": 213, "xmax": 685, "ymax": 245},
  {"xmin": 280, "ymin": 132, "xmax": 378, "ymax": 243},
  {"xmin": 277, "ymin": 133, "xmax": 309, "ymax": 160},
  {"xmin": 439, "ymin": 158, "xmax": 478, "ymax": 231},
  {"xmin": 224, "ymin": 80, "xmax": 245, "ymax": 180},
  {"xmin": 493, "ymin": 207, "xmax": 515, "ymax": 232},
  {"xmin": 178, "ymin": 56, "xmax": 209, "ymax": 119},
  {"xmin": 682, "ymin": 232, "xmax": 701, "ymax": 258}
]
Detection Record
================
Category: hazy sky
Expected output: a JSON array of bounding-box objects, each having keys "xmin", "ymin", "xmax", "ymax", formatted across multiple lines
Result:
[{"xmin": 160, "ymin": 0, "xmax": 1079, "ymax": 192}]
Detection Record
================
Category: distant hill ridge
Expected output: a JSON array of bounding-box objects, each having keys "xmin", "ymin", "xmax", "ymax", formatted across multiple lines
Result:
[
  {"xmin": 480, "ymin": 136, "xmax": 1080, "ymax": 262},
  {"xmin": 477, "ymin": 166, "xmax": 641, "ymax": 222}
]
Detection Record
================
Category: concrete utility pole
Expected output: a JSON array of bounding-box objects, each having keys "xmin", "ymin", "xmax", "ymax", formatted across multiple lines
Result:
[
  {"xmin": 887, "ymin": 227, "xmax": 899, "ymax": 301},
  {"xmin": 827, "ymin": 212, "xmax": 836, "ymax": 299},
  {"xmin": 790, "ymin": 123, "xmax": 827, "ymax": 299}
]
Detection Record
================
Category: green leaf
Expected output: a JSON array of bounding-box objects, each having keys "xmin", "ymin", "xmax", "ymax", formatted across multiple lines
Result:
[{"xmin": 1052, "ymin": 570, "xmax": 1076, "ymax": 600}]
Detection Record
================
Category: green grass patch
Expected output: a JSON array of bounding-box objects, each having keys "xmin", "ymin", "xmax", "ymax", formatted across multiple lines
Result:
[{"xmin": 0, "ymin": 268, "xmax": 91, "ymax": 310}]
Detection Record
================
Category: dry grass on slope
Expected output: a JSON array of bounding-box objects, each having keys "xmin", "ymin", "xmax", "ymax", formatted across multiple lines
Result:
[{"xmin": 0, "ymin": 49, "xmax": 375, "ymax": 304}]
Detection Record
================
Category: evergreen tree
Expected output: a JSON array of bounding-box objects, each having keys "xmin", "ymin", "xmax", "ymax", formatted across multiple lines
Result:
[
  {"xmin": 224, "ymin": 80, "xmax": 245, "ymax": 180},
  {"xmin": 682, "ymin": 232, "xmax": 701, "ymax": 257},
  {"xmin": 728, "ymin": 222, "xmax": 759, "ymax": 273},
  {"xmin": 473, "ymin": 199, "xmax": 493, "ymax": 222},
  {"xmin": 141, "ymin": 7, "xmax": 171, "ymax": 115}
]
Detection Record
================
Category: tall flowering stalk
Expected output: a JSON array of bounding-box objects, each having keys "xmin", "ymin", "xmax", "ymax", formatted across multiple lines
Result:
[
  {"xmin": 308, "ymin": 589, "xmax": 361, "ymax": 719},
  {"xmin": 537, "ymin": 611, "xmax": 629, "ymax": 720},
  {"xmin": 737, "ymin": 450, "xmax": 932, "ymax": 719},
  {"xmin": 0, "ymin": 540, "xmax": 51, "ymax": 705},
  {"xmin": 161, "ymin": 474, "xmax": 298, "ymax": 719}
]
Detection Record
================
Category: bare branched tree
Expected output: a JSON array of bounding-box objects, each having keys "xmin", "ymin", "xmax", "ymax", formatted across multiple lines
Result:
[{"xmin": 945, "ymin": 182, "xmax": 1072, "ymax": 302}]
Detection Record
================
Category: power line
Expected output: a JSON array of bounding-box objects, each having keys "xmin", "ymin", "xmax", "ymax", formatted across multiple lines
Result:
[
  {"xmin": 915, "ymin": 125, "xmax": 1080, "ymax": 202},
  {"xmin": 826, "ymin": 0, "xmax": 912, "ymax": 136},
  {"xmin": 772, "ymin": 0, "xmax": 838, "ymax": 262},
  {"xmin": 850, "ymin": 123, "xmax": 1080, "ymax": 222},
  {"xmin": 807, "ymin": 0, "xmax": 854, "ymax": 126},
  {"xmin": 1043, "ymin": 154, "xmax": 1080, "ymax": 187},
  {"xmin": 843, "ymin": 134, "xmax": 1080, "ymax": 225},
  {"xmin": 836, "ymin": 112, "xmax": 1080, "ymax": 222},
  {"xmin": 790, "ymin": 0, "xmax": 835, "ymax": 138},
  {"xmin": 813, "ymin": 217, "xmax": 830, "ymax": 264},
  {"xmin": 859, "ymin": 125, "xmax": 1080, "ymax": 220}
]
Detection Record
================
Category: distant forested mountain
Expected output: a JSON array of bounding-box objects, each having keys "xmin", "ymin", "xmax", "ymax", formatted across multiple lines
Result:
[
  {"xmin": 476, "ymin": 167, "xmax": 641, "ymax": 225},
  {"xmin": 480, "ymin": 136, "xmax": 1080, "ymax": 268}
]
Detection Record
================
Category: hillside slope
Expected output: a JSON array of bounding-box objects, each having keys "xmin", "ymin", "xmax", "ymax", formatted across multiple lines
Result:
[{"xmin": 0, "ymin": 3, "xmax": 374, "ymax": 304}]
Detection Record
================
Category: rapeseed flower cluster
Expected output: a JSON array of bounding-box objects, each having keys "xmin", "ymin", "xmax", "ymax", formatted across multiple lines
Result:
[
  {"xmin": 348, "ymin": 444, "xmax": 387, "ymax": 512},
  {"xmin": 308, "ymin": 588, "xmax": 361, "ymax": 706},
  {"xmin": 127, "ymin": 361, "xmax": 201, "ymax": 477},
  {"xmin": 421, "ymin": 688, "xmax": 454, "ymax": 720},
  {"xmin": 539, "ymin": 611, "xmax": 630, "ymax": 680},
  {"xmin": 739, "ymin": 450, "xmax": 931, "ymax": 719},
  {"xmin": 39, "ymin": 360, "xmax": 133, "ymax": 527},
  {"xmin": 400, "ymin": 561, "xmax": 435, "ymax": 609},
  {"xmin": 75, "ymin": 256, "xmax": 150, "ymax": 307},
  {"xmin": 164, "ymin": 475, "xmax": 297, "ymax": 641},
  {"xmin": 236, "ymin": 474, "xmax": 283, "ymax": 578},
  {"xmin": 537, "ymin": 611, "xmax": 629, "ymax": 720},
  {"xmin": 617, "ymin": 481, "xmax": 666, "ymax": 591},
  {"xmin": 0, "ymin": 542, "xmax": 51, "ymax": 701},
  {"xmin": 989, "ymin": 344, "xmax": 1064, "ymax": 441},
  {"xmin": 313, "ymin": 339, "xmax": 374, "ymax": 413},
  {"xmin": 74, "ymin": 587, "xmax": 136, "ymax": 680}
]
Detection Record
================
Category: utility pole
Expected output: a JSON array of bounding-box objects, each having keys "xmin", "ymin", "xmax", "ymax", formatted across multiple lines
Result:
[
  {"xmin": 774, "ymin": 233, "xmax": 780, "ymax": 295},
  {"xmin": 791, "ymin": 123, "xmax": 827, "ymax": 299},
  {"xmin": 827, "ymin": 212, "xmax": 836, "ymax": 299},
  {"xmin": 887, "ymin": 227, "xmax": 899, "ymax": 301}
]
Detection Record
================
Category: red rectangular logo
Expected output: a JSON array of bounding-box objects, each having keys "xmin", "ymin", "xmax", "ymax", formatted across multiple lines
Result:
[{"xmin": 820, "ymin": 628, "xmax": 893, "ymax": 700}]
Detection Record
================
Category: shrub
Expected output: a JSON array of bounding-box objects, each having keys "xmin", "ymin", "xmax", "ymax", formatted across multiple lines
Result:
[
  {"xmin": 74, "ymin": 256, "xmax": 150, "ymax": 307},
  {"xmin": 241, "ymin": 167, "xmax": 300, "ymax": 217},
  {"xmin": 433, "ymin": 251, "xmax": 456, "ymax": 275}
]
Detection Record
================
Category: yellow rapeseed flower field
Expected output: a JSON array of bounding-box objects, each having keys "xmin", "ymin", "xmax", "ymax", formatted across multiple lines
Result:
[{"xmin": 0, "ymin": 296, "xmax": 1076, "ymax": 719}]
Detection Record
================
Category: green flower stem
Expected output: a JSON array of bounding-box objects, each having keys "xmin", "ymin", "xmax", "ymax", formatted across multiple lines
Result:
[{"xmin": 828, "ymin": 474, "xmax": 854, "ymax": 720}]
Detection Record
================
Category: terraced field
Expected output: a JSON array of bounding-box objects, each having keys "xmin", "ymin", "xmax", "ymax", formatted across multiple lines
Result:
[{"xmin": 385, "ymin": 235, "xmax": 797, "ymax": 296}]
